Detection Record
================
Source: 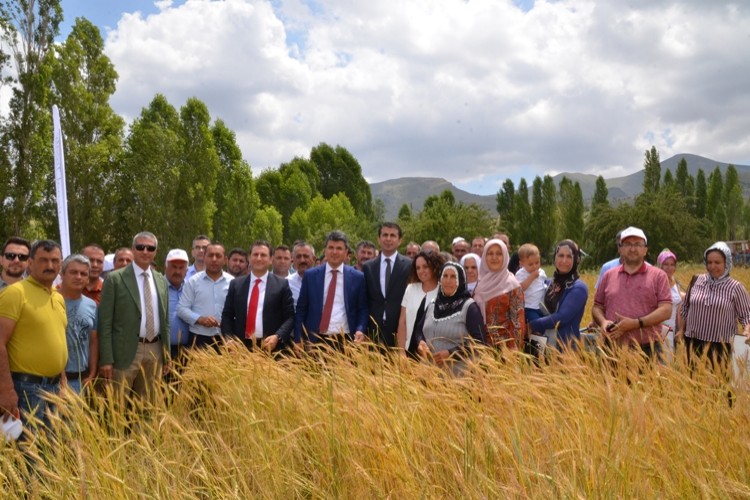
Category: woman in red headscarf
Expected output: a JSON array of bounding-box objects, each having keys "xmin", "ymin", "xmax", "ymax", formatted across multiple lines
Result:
[{"xmin": 472, "ymin": 239, "xmax": 526, "ymax": 349}]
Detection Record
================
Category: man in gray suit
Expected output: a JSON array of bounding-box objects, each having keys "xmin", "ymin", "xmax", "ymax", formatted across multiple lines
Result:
[{"xmin": 98, "ymin": 231, "xmax": 169, "ymax": 403}]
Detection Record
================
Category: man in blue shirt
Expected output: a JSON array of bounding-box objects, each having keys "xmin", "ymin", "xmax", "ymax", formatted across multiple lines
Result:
[
  {"xmin": 178, "ymin": 242, "xmax": 234, "ymax": 350},
  {"xmin": 60, "ymin": 254, "xmax": 98, "ymax": 394},
  {"xmin": 165, "ymin": 249, "xmax": 190, "ymax": 360}
]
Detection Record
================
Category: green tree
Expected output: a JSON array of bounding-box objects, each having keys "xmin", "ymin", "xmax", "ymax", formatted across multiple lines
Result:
[
  {"xmin": 212, "ymin": 119, "xmax": 259, "ymax": 249},
  {"xmin": 538, "ymin": 175, "xmax": 558, "ymax": 258},
  {"xmin": 402, "ymin": 190, "xmax": 495, "ymax": 250},
  {"xmin": 642, "ymin": 145, "xmax": 661, "ymax": 194},
  {"xmin": 558, "ymin": 177, "xmax": 584, "ymax": 244},
  {"xmin": 397, "ymin": 203, "xmax": 412, "ymax": 221},
  {"xmin": 49, "ymin": 18, "xmax": 125, "ymax": 250},
  {"xmin": 695, "ymin": 169, "xmax": 707, "ymax": 219},
  {"xmin": 496, "ymin": 178, "xmax": 515, "ymax": 234},
  {"xmin": 724, "ymin": 164, "xmax": 743, "ymax": 241},
  {"xmin": 114, "ymin": 94, "xmax": 182, "ymax": 250},
  {"xmin": 675, "ymin": 157, "xmax": 690, "ymax": 196},
  {"xmin": 662, "ymin": 169, "xmax": 675, "ymax": 191},
  {"xmin": 591, "ymin": 175, "xmax": 609, "ymax": 217},
  {"xmin": 512, "ymin": 178, "xmax": 533, "ymax": 245},
  {"xmin": 250, "ymin": 206, "xmax": 283, "ymax": 245},
  {"xmin": 706, "ymin": 166, "xmax": 725, "ymax": 240},
  {"xmin": 530, "ymin": 176, "xmax": 543, "ymax": 247},
  {"xmin": 311, "ymin": 143, "xmax": 373, "ymax": 219},
  {"xmin": 287, "ymin": 193, "xmax": 361, "ymax": 251},
  {"xmin": 0, "ymin": 0, "xmax": 63, "ymax": 239}
]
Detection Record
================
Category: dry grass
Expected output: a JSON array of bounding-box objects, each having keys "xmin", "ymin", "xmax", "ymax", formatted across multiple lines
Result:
[{"xmin": 2, "ymin": 265, "xmax": 750, "ymax": 498}]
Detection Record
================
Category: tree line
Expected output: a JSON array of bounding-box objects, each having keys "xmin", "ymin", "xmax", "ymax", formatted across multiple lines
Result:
[{"xmin": 2, "ymin": 3, "xmax": 749, "ymax": 265}]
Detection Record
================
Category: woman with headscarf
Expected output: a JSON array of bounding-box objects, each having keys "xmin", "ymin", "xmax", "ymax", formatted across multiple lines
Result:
[
  {"xmin": 396, "ymin": 250, "xmax": 445, "ymax": 356},
  {"xmin": 414, "ymin": 262, "xmax": 486, "ymax": 375},
  {"xmin": 528, "ymin": 240, "xmax": 588, "ymax": 349},
  {"xmin": 677, "ymin": 242, "xmax": 750, "ymax": 380},
  {"xmin": 656, "ymin": 248, "xmax": 685, "ymax": 351},
  {"xmin": 459, "ymin": 253, "xmax": 481, "ymax": 294},
  {"xmin": 472, "ymin": 239, "xmax": 526, "ymax": 349}
]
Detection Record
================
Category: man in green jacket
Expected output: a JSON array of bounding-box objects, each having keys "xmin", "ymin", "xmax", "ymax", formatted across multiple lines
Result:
[{"xmin": 98, "ymin": 231, "xmax": 169, "ymax": 404}]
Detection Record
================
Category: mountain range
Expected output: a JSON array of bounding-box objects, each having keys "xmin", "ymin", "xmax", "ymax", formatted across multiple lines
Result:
[{"xmin": 370, "ymin": 153, "xmax": 750, "ymax": 220}]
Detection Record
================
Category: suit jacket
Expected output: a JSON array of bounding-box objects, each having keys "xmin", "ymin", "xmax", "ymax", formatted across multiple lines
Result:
[
  {"xmin": 221, "ymin": 273, "xmax": 295, "ymax": 351},
  {"xmin": 363, "ymin": 253, "xmax": 412, "ymax": 347},
  {"xmin": 98, "ymin": 264, "xmax": 170, "ymax": 369},
  {"xmin": 294, "ymin": 264, "xmax": 368, "ymax": 343}
]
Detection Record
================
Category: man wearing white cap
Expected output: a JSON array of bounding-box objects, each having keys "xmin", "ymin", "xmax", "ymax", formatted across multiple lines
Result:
[
  {"xmin": 592, "ymin": 226, "xmax": 672, "ymax": 359},
  {"xmin": 165, "ymin": 249, "xmax": 190, "ymax": 361},
  {"xmin": 451, "ymin": 237, "xmax": 470, "ymax": 261}
]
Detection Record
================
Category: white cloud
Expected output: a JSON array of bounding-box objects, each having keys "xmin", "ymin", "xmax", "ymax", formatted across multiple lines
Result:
[{"xmin": 104, "ymin": 0, "xmax": 750, "ymax": 193}]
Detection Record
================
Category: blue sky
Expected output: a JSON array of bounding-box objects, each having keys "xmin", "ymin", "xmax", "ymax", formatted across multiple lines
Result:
[{"xmin": 52, "ymin": 1, "xmax": 750, "ymax": 195}]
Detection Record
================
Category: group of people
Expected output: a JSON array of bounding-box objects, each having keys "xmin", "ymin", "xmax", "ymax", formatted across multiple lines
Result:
[{"xmin": 2, "ymin": 221, "xmax": 750, "ymax": 438}]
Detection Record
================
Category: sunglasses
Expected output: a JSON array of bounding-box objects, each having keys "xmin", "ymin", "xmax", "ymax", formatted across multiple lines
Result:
[
  {"xmin": 134, "ymin": 244, "xmax": 157, "ymax": 252},
  {"xmin": 4, "ymin": 252, "xmax": 30, "ymax": 262}
]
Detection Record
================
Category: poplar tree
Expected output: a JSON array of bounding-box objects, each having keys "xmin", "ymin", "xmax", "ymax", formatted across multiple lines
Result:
[
  {"xmin": 642, "ymin": 146, "xmax": 661, "ymax": 194},
  {"xmin": 591, "ymin": 175, "xmax": 609, "ymax": 216},
  {"xmin": 724, "ymin": 164, "xmax": 743, "ymax": 240},
  {"xmin": 695, "ymin": 169, "xmax": 707, "ymax": 219}
]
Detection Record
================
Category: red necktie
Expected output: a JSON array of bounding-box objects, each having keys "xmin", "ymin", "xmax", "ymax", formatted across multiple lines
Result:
[
  {"xmin": 245, "ymin": 278, "xmax": 261, "ymax": 339},
  {"xmin": 318, "ymin": 269, "xmax": 338, "ymax": 334}
]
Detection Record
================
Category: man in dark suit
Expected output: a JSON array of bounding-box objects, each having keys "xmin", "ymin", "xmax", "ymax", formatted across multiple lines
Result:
[
  {"xmin": 294, "ymin": 231, "xmax": 368, "ymax": 350},
  {"xmin": 363, "ymin": 222, "xmax": 412, "ymax": 348},
  {"xmin": 221, "ymin": 240, "xmax": 294, "ymax": 353},
  {"xmin": 98, "ymin": 231, "xmax": 169, "ymax": 403}
]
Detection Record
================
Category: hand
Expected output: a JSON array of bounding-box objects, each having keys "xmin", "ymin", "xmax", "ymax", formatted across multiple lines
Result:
[
  {"xmin": 162, "ymin": 361, "xmax": 171, "ymax": 376},
  {"xmin": 417, "ymin": 341, "xmax": 429, "ymax": 359},
  {"xmin": 81, "ymin": 376, "xmax": 95, "ymax": 387},
  {"xmin": 675, "ymin": 330, "xmax": 685, "ymax": 343},
  {"xmin": 432, "ymin": 350, "xmax": 451, "ymax": 367},
  {"xmin": 99, "ymin": 364, "xmax": 113, "ymax": 380},
  {"xmin": 530, "ymin": 269, "xmax": 540, "ymax": 279},
  {"xmin": 0, "ymin": 389, "xmax": 20, "ymax": 422},
  {"xmin": 354, "ymin": 331, "xmax": 367, "ymax": 343},
  {"xmin": 197, "ymin": 316, "xmax": 219, "ymax": 328},
  {"xmin": 262, "ymin": 334, "xmax": 279, "ymax": 351}
]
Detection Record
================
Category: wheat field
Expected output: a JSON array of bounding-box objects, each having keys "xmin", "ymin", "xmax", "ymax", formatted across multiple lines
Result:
[{"xmin": 2, "ymin": 265, "xmax": 750, "ymax": 498}]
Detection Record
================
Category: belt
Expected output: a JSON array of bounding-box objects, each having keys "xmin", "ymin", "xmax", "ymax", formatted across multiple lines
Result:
[
  {"xmin": 139, "ymin": 336, "xmax": 161, "ymax": 344},
  {"xmin": 65, "ymin": 369, "xmax": 88, "ymax": 379},
  {"xmin": 11, "ymin": 372, "xmax": 61, "ymax": 386}
]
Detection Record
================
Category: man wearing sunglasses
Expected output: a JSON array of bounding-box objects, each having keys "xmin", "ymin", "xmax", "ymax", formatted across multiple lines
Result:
[
  {"xmin": 0, "ymin": 237, "xmax": 31, "ymax": 292},
  {"xmin": 98, "ymin": 232, "xmax": 170, "ymax": 405}
]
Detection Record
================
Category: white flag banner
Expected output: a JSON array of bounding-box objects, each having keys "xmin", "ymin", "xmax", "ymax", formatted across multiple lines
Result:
[{"xmin": 53, "ymin": 105, "xmax": 70, "ymax": 258}]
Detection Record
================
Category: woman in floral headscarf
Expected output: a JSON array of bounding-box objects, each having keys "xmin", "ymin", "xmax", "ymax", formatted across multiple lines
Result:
[
  {"xmin": 472, "ymin": 239, "xmax": 525, "ymax": 349},
  {"xmin": 677, "ymin": 242, "xmax": 750, "ymax": 379},
  {"xmin": 656, "ymin": 248, "xmax": 685, "ymax": 351},
  {"xmin": 528, "ymin": 239, "xmax": 588, "ymax": 349}
]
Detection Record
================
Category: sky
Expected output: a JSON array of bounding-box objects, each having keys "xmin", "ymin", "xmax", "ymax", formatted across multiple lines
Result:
[{"xmin": 55, "ymin": 0, "xmax": 750, "ymax": 195}]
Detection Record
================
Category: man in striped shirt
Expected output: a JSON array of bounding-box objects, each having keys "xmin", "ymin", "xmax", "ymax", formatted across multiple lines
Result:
[{"xmin": 592, "ymin": 226, "xmax": 672, "ymax": 359}]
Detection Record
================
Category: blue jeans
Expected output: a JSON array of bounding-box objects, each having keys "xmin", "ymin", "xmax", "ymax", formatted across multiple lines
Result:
[
  {"xmin": 13, "ymin": 377, "xmax": 60, "ymax": 430},
  {"xmin": 525, "ymin": 308, "xmax": 543, "ymax": 323}
]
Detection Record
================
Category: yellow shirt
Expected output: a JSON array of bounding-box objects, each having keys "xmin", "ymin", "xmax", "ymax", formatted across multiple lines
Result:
[{"xmin": 0, "ymin": 277, "xmax": 68, "ymax": 377}]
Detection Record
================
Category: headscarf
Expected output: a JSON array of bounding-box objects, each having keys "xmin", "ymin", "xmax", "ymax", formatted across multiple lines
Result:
[
  {"xmin": 433, "ymin": 262, "xmax": 471, "ymax": 320},
  {"xmin": 657, "ymin": 248, "xmax": 677, "ymax": 267},
  {"xmin": 473, "ymin": 239, "xmax": 520, "ymax": 321},
  {"xmin": 544, "ymin": 239, "xmax": 580, "ymax": 314},
  {"xmin": 704, "ymin": 241, "xmax": 732, "ymax": 283},
  {"xmin": 459, "ymin": 253, "xmax": 482, "ymax": 292}
]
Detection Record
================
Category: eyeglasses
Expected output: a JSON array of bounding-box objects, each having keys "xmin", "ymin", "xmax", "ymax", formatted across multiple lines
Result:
[
  {"xmin": 3, "ymin": 252, "xmax": 29, "ymax": 262},
  {"xmin": 619, "ymin": 242, "xmax": 646, "ymax": 249},
  {"xmin": 134, "ymin": 244, "xmax": 157, "ymax": 252}
]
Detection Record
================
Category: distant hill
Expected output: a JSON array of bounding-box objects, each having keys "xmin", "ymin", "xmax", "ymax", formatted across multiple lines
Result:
[{"xmin": 371, "ymin": 154, "xmax": 750, "ymax": 220}]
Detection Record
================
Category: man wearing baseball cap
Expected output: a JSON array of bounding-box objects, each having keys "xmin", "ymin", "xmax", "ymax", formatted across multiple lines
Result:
[
  {"xmin": 592, "ymin": 226, "xmax": 672, "ymax": 359},
  {"xmin": 165, "ymin": 249, "xmax": 190, "ymax": 362}
]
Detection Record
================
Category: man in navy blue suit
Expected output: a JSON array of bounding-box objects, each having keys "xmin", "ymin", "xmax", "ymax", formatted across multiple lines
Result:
[
  {"xmin": 294, "ymin": 231, "xmax": 368, "ymax": 351},
  {"xmin": 362, "ymin": 222, "xmax": 412, "ymax": 348}
]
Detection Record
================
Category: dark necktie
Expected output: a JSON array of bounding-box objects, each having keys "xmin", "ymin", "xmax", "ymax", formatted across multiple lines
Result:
[
  {"xmin": 384, "ymin": 257, "xmax": 392, "ymax": 294},
  {"xmin": 319, "ymin": 269, "xmax": 338, "ymax": 333},
  {"xmin": 245, "ymin": 278, "xmax": 261, "ymax": 339}
]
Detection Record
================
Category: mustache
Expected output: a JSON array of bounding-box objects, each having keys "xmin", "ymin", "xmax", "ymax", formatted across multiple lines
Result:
[{"xmin": 43, "ymin": 269, "xmax": 57, "ymax": 274}]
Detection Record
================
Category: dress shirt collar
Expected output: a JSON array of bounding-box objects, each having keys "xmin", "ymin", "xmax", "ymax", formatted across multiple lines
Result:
[
  {"xmin": 325, "ymin": 263, "xmax": 344, "ymax": 274},
  {"xmin": 380, "ymin": 252, "xmax": 398, "ymax": 265},
  {"xmin": 133, "ymin": 262, "xmax": 151, "ymax": 276},
  {"xmin": 250, "ymin": 270, "xmax": 269, "ymax": 283}
]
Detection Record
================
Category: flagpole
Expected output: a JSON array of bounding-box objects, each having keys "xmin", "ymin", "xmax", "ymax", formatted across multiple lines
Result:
[{"xmin": 52, "ymin": 105, "xmax": 70, "ymax": 258}]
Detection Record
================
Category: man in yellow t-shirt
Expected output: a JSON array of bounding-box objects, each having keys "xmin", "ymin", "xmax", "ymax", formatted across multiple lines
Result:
[{"xmin": 0, "ymin": 240, "xmax": 67, "ymax": 430}]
